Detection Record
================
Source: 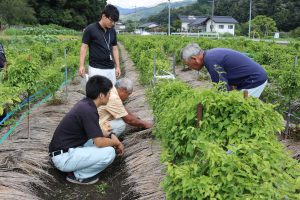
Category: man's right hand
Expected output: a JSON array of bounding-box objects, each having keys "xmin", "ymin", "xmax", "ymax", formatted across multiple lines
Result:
[
  {"xmin": 111, "ymin": 134, "xmax": 124, "ymax": 156},
  {"xmin": 79, "ymin": 65, "xmax": 85, "ymax": 77}
]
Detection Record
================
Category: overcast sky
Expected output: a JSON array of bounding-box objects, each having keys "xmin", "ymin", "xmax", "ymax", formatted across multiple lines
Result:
[{"xmin": 106, "ymin": 0, "xmax": 185, "ymax": 9}]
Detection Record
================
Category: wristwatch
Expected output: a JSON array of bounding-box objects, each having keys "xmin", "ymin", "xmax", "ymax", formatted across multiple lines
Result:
[{"xmin": 109, "ymin": 132, "xmax": 115, "ymax": 138}]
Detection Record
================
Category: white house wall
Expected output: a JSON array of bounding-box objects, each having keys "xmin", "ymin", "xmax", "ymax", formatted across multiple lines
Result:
[
  {"xmin": 206, "ymin": 19, "xmax": 235, "ymax": 35},
  {"xmin": 206, "ymin": 20, "xmax": 215, "ymax": 32},
  {"xmin": 215, "ymin": 23, "xmax": 235, "ymax": 35},
  {"xmin": 181, "ymin": 22, "xmax": 189, "ymax": 31}
]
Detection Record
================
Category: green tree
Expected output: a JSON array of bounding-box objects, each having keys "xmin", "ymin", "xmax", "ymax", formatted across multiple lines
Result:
[
  {"xmin": 0, "ymin": 0, "xmax": 37, "ymax": 25},
  {"xmin": 28, "ymin": 0, "xmax": 106, "ymax": 30},
  {"xmin": 251, "ymin": 15, "xmax": 277, "ymax": 37},
  {"xmin": 289, "ymin": 27, "xmax": 300, "ymax": 38},
  {"xmin": 125, "ymin": 20, "xmax": 135, "ymax": 32},
  {"xmin": 214, "ymin": 0, "xmax": 299, "ymax": 32},
  {"xmin": 172, "ymin": 19, "xmax": 181, "ymax": 32}
]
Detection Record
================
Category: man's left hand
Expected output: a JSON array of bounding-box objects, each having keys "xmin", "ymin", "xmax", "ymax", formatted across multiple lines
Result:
[
  {"xmin": 144, "ymin": 121, "xmax": 153, "ymax": 129},
  {"xmin": 115, "ymin": 67, "xmax": 121, "ymax": 78}
]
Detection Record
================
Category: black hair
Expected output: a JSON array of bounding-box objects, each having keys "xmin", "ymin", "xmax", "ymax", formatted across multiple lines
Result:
[
  {"xmin": 101, "ymin": 4, "xmax": 119, "ymax": 22},
  {"xmin": 86, "ymin": 75, "xmax": 112, "ymax": 99}
]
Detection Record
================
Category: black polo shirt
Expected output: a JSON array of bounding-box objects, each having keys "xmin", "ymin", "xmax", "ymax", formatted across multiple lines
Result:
[
  {"xmin": 49, "ymin": 98, "xmax": 103, "ymax": 152},
  {"xmin": 82, "ymin": 22, "xmax": 117, "ymax": 69}
]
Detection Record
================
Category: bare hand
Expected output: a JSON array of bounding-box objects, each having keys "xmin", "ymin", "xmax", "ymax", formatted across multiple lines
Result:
[
  {"xmin": 115, "ymin": 67, "xmax": 121, "ymax": 78},
  {"xmin": 115, "ymin": 142, "xmax": 124, "ymax": 157},
  {"xmin": 79, "ymin": 66, "xmax": 85, "ymax": 77},
  {"xmin": 229, "ymin": 85, "xmax": 237, "ymax": 91},
  {"xmin": 144, "ymin": 121, "xmax": 153, "ymax": 129},
  {"xmin": 111, "ymin": 134, "xmax": 124, "ymax": 156}
]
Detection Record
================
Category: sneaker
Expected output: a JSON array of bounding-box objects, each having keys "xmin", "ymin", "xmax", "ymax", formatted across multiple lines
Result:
[{"xmin": 66, "ymin": 173, "xmax": 99, "ymax": 185}]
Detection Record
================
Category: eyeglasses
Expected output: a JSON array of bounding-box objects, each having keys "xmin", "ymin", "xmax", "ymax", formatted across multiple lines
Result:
[{"xmin": 106, "ymin": 16, "xmax": 115, "ymax": 24}]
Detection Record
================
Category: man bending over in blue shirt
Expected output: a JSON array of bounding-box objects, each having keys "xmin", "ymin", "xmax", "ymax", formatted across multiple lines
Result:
[{"xmin": 181, "ymin": 43, "xmax": 268, "ymax": 98}]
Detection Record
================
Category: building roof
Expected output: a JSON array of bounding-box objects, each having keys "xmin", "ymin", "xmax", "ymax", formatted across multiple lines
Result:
[
  {"xmin": 189, "ymin": 18, "xmax": 207, "ymax": 26},
  {"xmin": 138, "ymin": 22, "xmax": 159, "ymax": 28},
  {"xmin": 115, "ymin": 22, "xmax": 124, "ymax": 25},
  {"xmin": 208, "ymin": 16, "xmax": 238, "ymax": 24},
  {"xmin": 178, "ymin": 15, "xmax": 207, "ymax": 23},
  {"xmin": 179, "ymin": 15, "xmax": 238, "ymax": 26}
]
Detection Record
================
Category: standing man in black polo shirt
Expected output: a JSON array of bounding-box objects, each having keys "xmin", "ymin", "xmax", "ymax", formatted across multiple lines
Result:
[
  {"xmin": 79, "ymin": 4, "xmax": 121, "ymax": 85},
  {"xmin": 49, "ymin": 75, "xmax": 124, "ymax": 185}
]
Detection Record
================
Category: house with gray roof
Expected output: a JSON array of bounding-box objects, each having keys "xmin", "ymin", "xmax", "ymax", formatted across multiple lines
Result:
[
  {"xmin": 204, "ymin": 16, "xmax": 238, "ymax": 35},
  {"xmin": 138, "ymin": 22, "xmax": 159, "ymax": 31},
  {"xmin": 179, "ymin": 15, "xmax": 238, "ymax": 35},
  {"xmin": 179, "ymin": 16, "xmax": 207, "ymax": 32}
]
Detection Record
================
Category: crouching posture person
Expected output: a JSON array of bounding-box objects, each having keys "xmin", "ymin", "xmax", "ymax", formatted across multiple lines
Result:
[
  {"xmin": 49, "ymin": 75, "xmax": 124, "ymax": 185},
  {"xmin": 99, "ymin": 78, "xmax": 152, "ymax": 137}
]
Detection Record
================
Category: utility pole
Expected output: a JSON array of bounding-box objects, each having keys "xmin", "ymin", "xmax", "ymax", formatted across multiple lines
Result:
[
  {"xmin": 248, "ymin": 0, "xmax": 252, "ymax": 38},
  {"xmin": 134, "ymin": 4, "xmax": 137, "ymax": 34},
  {"xmin": 168, "ymin": 0, "xmax": 171, "ymax": 36},
  {"xmin": 209, "ymin": 0, "xmax": 215, "ymax": 32}
]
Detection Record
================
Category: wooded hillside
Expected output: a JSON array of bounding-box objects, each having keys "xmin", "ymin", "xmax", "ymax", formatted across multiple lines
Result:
[
  {"xmin": 0, "ymin": 0, "xmax": 106, "ymax": 30},
  {"xmin": 145, "ymin": 0, "xmax": 300, "ymax": 32}
]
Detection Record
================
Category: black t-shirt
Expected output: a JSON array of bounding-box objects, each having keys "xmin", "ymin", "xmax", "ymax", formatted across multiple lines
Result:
[
  {"xmin": 0, "ymin": 43, "xmax": 6, "ymax": 69},
  {"xmin": 49, "ymin": 98, "xmax": 103, "ymax": 152},
  {"xmin": 82, "ymin": 22, "xmax": 117, "ymax": 69}
]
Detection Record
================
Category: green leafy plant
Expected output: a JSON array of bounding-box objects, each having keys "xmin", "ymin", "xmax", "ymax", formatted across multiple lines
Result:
[
  {"xmin": 147, "ymin": 80, "xmax": 300, "ymax": 199},
  {"xmin": 0, "ymin": 33, "xmax": 79, "ymax": 127},
  {"xmin": 120, "ymin": 35, "xmax": 300, "ymax": 123},
  {"xmin": 95, "ymin": 182, "xmax": 108, "ymax": 195}
]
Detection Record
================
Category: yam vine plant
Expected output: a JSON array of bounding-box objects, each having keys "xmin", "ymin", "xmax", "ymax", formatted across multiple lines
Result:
[
  {"xmin": 120, "ymin": 36, "xmax": 171, "ymax": 85},
  {"xmin": 120, "ymin": 35, "xmax": 300, "ymax": 122},
  {"xmin": 0, "ymin": 35, "xmax": 80, "ymax": 116},
  {"xmin": 4, "ymin": 24, "xmax": 80, "ymax": 36},
  {"xmin": 147, "ymin": 80, "xmax": 300, "ymax": 199}
]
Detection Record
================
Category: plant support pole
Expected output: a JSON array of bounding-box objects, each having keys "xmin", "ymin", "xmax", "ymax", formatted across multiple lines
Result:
[
  {"xmin": 27, "ymin": 93, "xmax": 30, "ymax": 140},
  {"xmin": 172, "ymin": 54, "xmax": 176, "ymax": 76},
  {"xmin": 243, "ymin": 90, "xmax": 249, "ymax": 98},
  {"xmin": 284, "ymin": 56, "xmax": 298, "ymax": 138},
  {"xmin": 153, "ymin": 53, "xmax": 156, "ymax": 84},
  {"xmin": 195, "ymin": 103, "xmax": 203, "ymax": 128},
  {"xmin": 64, "ymin": 48, "xmax": 68, "ymax": 98}
]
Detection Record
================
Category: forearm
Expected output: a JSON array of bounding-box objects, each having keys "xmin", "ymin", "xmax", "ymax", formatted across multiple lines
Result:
[
  {"xmin": 123, "ymin": 114, "xmax": 148, "ymax": 128},
  {"xmin": 112, "ymin": 46, "xmax": 120, "ymax": 69},
  {"xmin": 80, "ymin": 44, "xmax": 87, "ymax": 67},
  {"xmin": 93, "ymin": 137, "xmax": 119, "ymax": 147}
]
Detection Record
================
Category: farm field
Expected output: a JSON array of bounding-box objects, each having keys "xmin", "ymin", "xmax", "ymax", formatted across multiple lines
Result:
[
  {"xmin": 119, "ymin": 35, "xmax": 300, "ymax": 199},
  {"xmin": 0, "ymin": 28, "xmax": 299, "ymax": 199},
  {"xmin": 119, "ymin": 35, "xmax": 300, "ymax": 125},
  {"xmin": 0, "ymin": 26, "xmax": 160, "ymax": 199}
]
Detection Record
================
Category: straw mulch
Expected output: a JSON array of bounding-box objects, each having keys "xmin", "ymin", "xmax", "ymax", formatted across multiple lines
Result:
[
  {"xmin": 0, "ymin": 43, "xmax": 167, "ymax": 200},
  {"xmin": 0, "ymin": 78, "xmax": 85, "ymax": 199},
  {"xmin": 119, "ymin": 43, "xmax": 165, "ymax": 200}
]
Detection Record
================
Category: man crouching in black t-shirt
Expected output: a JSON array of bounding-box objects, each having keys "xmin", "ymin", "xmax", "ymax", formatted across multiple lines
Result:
[{"xmin": 49, "ymin": 75, "xmax": 124, "ymax": 185}]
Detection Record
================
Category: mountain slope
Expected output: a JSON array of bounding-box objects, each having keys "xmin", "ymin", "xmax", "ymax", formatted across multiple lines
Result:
[
  {"xmin": 120, "ymin": 0, "xmax": 196, "ymax": 21},
  {"xmin": 116, "ymin": 6, "xmax": 147, "ymax": 15}
]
